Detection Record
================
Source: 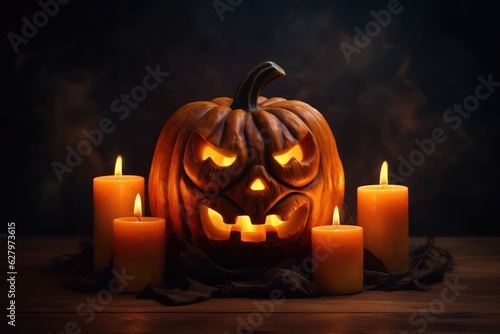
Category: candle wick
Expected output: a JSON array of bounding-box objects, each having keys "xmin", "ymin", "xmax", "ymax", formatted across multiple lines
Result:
[{"xmin": 136, "ymin": 216, "xmax": 141, "ymax": 222}]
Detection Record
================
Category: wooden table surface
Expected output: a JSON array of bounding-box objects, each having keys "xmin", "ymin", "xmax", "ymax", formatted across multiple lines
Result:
[{"xmin": 2, "ymin": 236, "xmax": 500, "ymax": 334}]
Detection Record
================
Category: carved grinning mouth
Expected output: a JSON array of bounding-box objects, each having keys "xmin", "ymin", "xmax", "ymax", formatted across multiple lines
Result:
[{"xmin": 199, "ymin": 196, "xmax": 309, "ymax": 243}]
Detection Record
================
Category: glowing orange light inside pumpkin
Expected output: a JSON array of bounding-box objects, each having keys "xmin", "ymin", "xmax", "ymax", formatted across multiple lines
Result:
[
  {"xmin": 379, "ymin": 161, "xmax": 388, "ymax": 185},
  {"xmin": 236, "ymin": 216, "xmax": 255, "ymax": 231},
  {"xmin": 114, "ymin": 155, "xmax": 123, "ymax": 176},
  {"xmin": 333, "ymin": 206, "xmax": 340, "ymax": 226},
  {"xmin": 200, "ymin": 204, "xmax": 306, "ymax": 242},
  {"xmin": 235, "ymin": 216, "xmax": 267, "ymax": 242},
  {"xmin": 249, "ymin": 177, "xmax": 267, "ymax": 191},
  {"xmin": 133, "ymin": 193, "xmax": 142, "ymax": 217},
  {"xmin": 207, "ymin": 208, "xmax": 230, "ymax": 231},
  {"xmin": 273, "ymin": 143, "xmax": 303, "ymax": 165},
  {"xmin": 265, "ymin": 215, "xmax": 283, "ymax": 227},
  {"xmin": 202, "ymin": 143, "xmax": 237, "ymax": 167}
]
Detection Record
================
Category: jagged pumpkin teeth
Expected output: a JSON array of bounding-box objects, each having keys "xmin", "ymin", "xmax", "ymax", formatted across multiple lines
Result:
[
  {"xmin": 200, "ymin": 204, "xmax": 309, "ymax": 243},
  {"xmin": 235, "ymin": 217, "xmax": 267, "ymax": 242},
  {"xmin": 199, "ymin": 205, "xmax": 281, "ymax": 242}
]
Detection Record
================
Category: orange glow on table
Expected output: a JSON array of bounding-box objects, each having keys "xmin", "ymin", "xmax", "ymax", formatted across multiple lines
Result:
[
  {"xmin": 357, "ymin": 161, "xmax": 409, "ymax": 272},
  {"xmin": 113, "ymin": 194, "xmax": 166, "ymax": 293},
  {"xmin": 311, "ymin": 207, "xmax": 363, "ymax": 295},
  {"xmin": 93, "ymin": 155, "xmax": 144, "ymax": 271}
]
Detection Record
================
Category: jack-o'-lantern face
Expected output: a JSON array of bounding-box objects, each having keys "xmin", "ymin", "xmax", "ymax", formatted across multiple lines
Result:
[{"xmin": 149, "ymin": 61, "xmax": 344, "ymax": 266}]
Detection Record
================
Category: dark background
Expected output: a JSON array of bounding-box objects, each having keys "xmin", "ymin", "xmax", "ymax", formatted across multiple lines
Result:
[{"xmin": 2, "ymin": 0, "xmax": 500, "ymax": 237}]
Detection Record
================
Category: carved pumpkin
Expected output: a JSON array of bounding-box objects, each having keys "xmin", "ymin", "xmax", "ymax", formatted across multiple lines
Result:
[{"xmin": 149, "ymin": 61, "xmax": 344, "ymax": 266}]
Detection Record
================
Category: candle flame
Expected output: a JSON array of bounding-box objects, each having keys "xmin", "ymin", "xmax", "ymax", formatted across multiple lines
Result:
[
  {"xmin": 114, "ymin": 155, "xmax": 123, "ymax": 176},
  {"xmin": 379, "ymin": 161, "xmax": 388, "ymax": 185},
  {"xmin": 133, "ymin": 193, "xmax": 142, "ymax": 217},
  {"xmin": 333, "ymin": 206, "xmax": 340, "ymax": 226}
]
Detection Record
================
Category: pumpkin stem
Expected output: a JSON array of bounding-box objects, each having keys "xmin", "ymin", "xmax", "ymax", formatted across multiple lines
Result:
[{"xmin": 230, "ymin": 61, "xmax": 286, "ymax": 113}]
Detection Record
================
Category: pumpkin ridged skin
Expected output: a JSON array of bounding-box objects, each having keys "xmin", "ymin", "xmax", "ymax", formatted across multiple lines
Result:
[{"xmin": 149, "ymin": 62, "xmax": 344, "ymax": 266}]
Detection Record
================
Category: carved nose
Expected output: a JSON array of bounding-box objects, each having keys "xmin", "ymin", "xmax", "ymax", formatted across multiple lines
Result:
[{"xmin": 248, "ymin": 177, "xmax": 268, "ymax": 193}]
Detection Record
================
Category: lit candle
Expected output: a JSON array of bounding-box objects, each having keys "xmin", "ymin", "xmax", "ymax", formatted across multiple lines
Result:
[
  {"xmin": 113, "ymin": 194, "xmax": 166, "ymax": 293},
  {"xmin": 357, "ymin": 161, "xmax": 409, "ymax": 272},
  {"xmin": 311, "ymin": 207, "xmax": 363, "ymax": 295},
  {"xmin": 93, "ymin": 155, "xmax": 144, "ymax": 271}
]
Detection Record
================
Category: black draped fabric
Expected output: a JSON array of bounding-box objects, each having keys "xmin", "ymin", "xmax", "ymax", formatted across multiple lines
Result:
[{"xmin": 54, "ymin": 235, "xmax": 455, "ymax": 305}]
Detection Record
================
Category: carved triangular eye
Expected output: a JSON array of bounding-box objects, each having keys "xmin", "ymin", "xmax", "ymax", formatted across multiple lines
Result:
[
  {"xmin": 273, "ymin": 143, "xmax": 303, "ymax": 165},
  {"xmin": 195, "ymin": 132, "xmax": 237, "ymax": 167}
]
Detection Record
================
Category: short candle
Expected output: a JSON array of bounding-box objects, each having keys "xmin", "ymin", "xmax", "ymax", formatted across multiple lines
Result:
[
  {"xmin": 113, "ymin": 194, "xmax": 166, "ymax": 293},
  {"xmin": 93, "ymin": 155, "xmax": 145, "ymax": 271},
  {"xmin": 311, "ymin": 207, "xmax": 364, "ymax": 295},
  {"xmin": 357, "ymin": 161, "xmax": 409, "ymax": 272}
]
